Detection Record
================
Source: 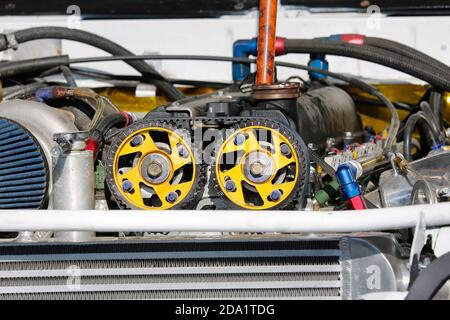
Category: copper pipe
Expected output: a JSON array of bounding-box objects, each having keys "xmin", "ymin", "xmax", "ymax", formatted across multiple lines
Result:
[{"xmin": 255, "ymin": 0, "xmax": 278, "ymax": 85}]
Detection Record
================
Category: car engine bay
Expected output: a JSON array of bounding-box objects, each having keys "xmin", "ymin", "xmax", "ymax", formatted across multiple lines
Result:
[{"xmin": 0, "ymin": 0, "xmax": 449, "ymax": 300}]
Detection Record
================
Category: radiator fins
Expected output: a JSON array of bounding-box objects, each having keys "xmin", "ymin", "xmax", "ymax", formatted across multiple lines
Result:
[
  {"xmin": 2, "ymin": 288, "xmax": 342, "ymax": 300},
  {"xmin": 0, "ymin": 118, "xmax": 48, "ymax": 209},
  {"xmin": 0, "ymin": 240, "xmax": 342, "ymax": 300}
]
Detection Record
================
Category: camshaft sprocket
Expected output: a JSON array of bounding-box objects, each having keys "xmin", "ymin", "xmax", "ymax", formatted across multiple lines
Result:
[
  {"xmin": 104, "ymin": 120, "xmax": 202, "ymax": 210},
  {"xmin": 211, "ymin": 118, "xmax": 308, "ymax": 210}
]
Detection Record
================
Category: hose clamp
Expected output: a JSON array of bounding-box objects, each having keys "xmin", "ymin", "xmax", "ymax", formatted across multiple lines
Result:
[{"xmin": 5, "ymin": 34, "xmax": 18, "ymax": 50}]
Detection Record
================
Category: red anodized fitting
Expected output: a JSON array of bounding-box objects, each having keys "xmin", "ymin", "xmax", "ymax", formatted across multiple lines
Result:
[
  {"xmin": 85, "ymin": 137, "xmax": 99, "ymax": 153},
  {"xmin": 339, "ymin": 34, "xmax": 366, "ymax": 45},
  {"xmin": 346, "ymin": 195, "xmax": 367, "ymax": 210}
]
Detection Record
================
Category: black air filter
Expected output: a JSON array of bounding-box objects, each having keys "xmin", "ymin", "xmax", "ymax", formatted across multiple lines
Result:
[{"xmin": 0, "ymin": 118, "xmax": 48, "ymax": 209}]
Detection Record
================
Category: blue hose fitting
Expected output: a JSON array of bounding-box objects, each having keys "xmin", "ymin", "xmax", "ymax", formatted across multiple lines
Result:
[
  {"xmin": 232, "ymin": 38, "xmax": 258, "ymax": 82},
  {"xmin": 431, "ymin": 143, "xmax": 444, "ymax": 151},
  {"xmin": 308, "ymin": 53, "xmax": 329, "ymax": 81},
  {"xmin": 35, "ymin": 87, "xmax": 56, "ymax": 102},
  {"xmin": 336, "ymin": 161, "xmax": 366, "ymax": 210},
  {"xmin": 335, "ymin": 161, "xmax": 363, "ymax": 200},
  {"xmin": 35, "ymin": 86, "xmax": 69, "ymax": 102},
  {"xmin": 232, "ymin": 37, "xmax": 285, "ymax": 81}
]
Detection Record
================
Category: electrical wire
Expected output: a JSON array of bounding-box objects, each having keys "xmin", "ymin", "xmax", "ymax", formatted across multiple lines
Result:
[
  {"xmin": 39, "ymin": 68, "xmax": 227, "ymax": 92},
  {"xmin": 351, "ymin": 95, "xmax": 416, "ymax": 112},
  {"xmin": 50, "ymin": 66, "xmax": 231, "ymax": 88}
]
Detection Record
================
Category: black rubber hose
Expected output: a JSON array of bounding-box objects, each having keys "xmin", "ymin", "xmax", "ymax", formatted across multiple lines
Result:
[
  {"xmin": 284, "ymin": 39, "xmax": 450, "ymax": 91},
  {"xmin": 364, "ymin": 37, "xmax": 450, "ymax": 75},
  {"xmin": 2, "ymin": 82, "xmax": 47, "ymax": 100},
  {"xmin": 429, "ymin": 90, "xmax": 444, "ymax": 129},
  {"xmin": 312, "ymin": 37, "xmax": 450, "ymax": 81},
  {"xmin": 40, "ymin": 65, "xmax": 77, "ymax": 86},
  {"xmin": 0, "ymin": 55, "xmax": 70, "ymax": 78},
  {"xmin": 59, "ymin": 65, "xmax": 77, "ymax": 87},
  {"xmin": 406, "ymin": 251, "xmax": 450, "ymax": 300},
  {"xmin": 419, "ymin": 101, "xmax": 441, "ymax": 136},
  {"xmin": 1, "ymin": 27, "xmax": 183, "ymax": 101},
  {"xmin": 87, "ymin": 112, "xmax": 133, "ymax": 159},
  {"xmin": 89, "ymin": 112, "xmax": 132, "ymax": 143},
  {"xmin": 68, "ymin": 53, "xmax": 400, "ymax": 152},
  {"xmin": 315, "ymin": 36, "xmax": 450, "ymax": 75},
  {"xmin": 403, "ymin": 111, "xmax": 440, "ymax": 161}
]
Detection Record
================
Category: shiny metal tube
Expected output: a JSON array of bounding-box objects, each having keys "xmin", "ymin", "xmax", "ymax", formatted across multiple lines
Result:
[
  {"xmin": 0, "ymin": 100, "xmax": 79, "ymax": 207},
  {"xmin": 0, "ymin": 203, "xmax": 449, "ymax": 233},
  {"xmin": 52, "ymin": 149, "xmax": 95, "ymax": 241}
]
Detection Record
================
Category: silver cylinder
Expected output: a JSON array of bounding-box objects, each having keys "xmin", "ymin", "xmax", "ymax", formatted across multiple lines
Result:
[
  {"xmin": 52, "ymin": 150, "xmax": 95, "ymax": 241},
  {"xmin": 0, "ymin": 100, "xmax": 79, "ymax": 207}
]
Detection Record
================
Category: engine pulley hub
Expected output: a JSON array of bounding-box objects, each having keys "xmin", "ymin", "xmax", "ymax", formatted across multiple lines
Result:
[
  {"xmin": 141, "ymin": 153, "xmax": 172, "ymax": 184},
  {"xmin": 243, "ymin": 151, "xmax": 274, "ymax": 183}
]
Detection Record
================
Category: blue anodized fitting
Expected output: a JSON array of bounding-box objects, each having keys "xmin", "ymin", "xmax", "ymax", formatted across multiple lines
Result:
[
  {"xmin": 232, "ymin": 38, "xmax": 258, "ymax": 81},
  {"xmin": 308, "ymin": 53, "xmax": 329, "ymax": 81},
  {"xmin": 335, "ymin": 161, "xmax": 363, "ymax": 200}
]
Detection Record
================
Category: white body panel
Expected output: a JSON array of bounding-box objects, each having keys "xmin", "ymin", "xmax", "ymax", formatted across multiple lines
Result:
[{"xmin": 0, "ymin": 11, "xmax": 448, "ymax": 83}]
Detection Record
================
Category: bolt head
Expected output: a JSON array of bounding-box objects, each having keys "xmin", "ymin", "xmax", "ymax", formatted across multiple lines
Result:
[
  {"xmin": 147, "ymin": 161, "xmax": 163, "ymax": 177},
  {"xmin": 234, "ymin": 134, "xmax": 246, "ymax": 146},
  {"xmin": 225, "ymin": 180, "xmax": 236, "ymax": 192},
  {"xmin": 178, "ymin": 145, "xmax": 188, "ymax": 158},
  {"xmin": 280, "ymin": 143, "xmax": 291, "ymax": 156},
  {"xmin": 122, "ymin": 180, "xmax": 133, "ymax": 192},
  {"xmin": 250, "ymin": 161, "xmax": 264, "ymax": 176},
  {"xmin": 166, "ymin": 191, "xmax": 178, "ymax": 203},
  {"xmin": 131, "ymin": 135, "xmax": 144, "ymax": 147},
  {"xmin": 50, "ymin": 146, "xmax": 62, "ymax": 158},
  {"xmin": 269, "ymin": 189, "xmax": 282, "ymax": 201}
]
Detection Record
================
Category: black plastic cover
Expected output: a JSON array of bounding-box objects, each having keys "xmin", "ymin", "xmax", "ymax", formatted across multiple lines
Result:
[
  {"xmin": 282, "ymin": 0, "xmax": 450, "ymax": 15},
  {"xmin": 0, "ymin": 0, "xmax": 259, "ymax": 18}
]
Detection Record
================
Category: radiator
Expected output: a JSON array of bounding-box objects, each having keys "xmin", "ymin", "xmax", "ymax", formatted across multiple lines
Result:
[{"xmin": 0, "ymin": 238, "xmax": 343, "ymax": 299}]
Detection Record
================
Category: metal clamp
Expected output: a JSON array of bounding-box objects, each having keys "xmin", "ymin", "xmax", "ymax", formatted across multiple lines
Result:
[
  {"xmin": 410, "ymin": 179, "xmax": 439, "ymax": 205},
  {"xmin": 5, "ymin": 34, "xmax": 18, "ymax": 50}
]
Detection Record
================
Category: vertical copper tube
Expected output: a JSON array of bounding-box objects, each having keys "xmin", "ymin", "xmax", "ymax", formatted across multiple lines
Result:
[{"xmin": 255, "ymin": 0, "xmax": 278, "ymax": 85}]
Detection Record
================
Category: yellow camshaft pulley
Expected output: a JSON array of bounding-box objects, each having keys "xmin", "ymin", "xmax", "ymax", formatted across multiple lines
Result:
[
  {"xmin": 215, "ymin": 124, "xmax": 301, "ymax": 209},
  {"xmin": 107, "ymin": 122, "xmax": 197, "ymax": 210}
]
